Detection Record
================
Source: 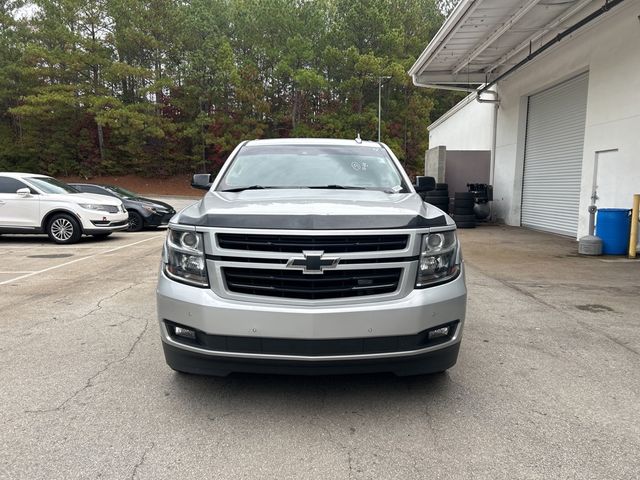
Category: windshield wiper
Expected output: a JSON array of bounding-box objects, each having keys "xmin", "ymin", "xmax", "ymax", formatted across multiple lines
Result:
[
  {"xmin": 308, "ymin": 185, "xmax": 404, "ymax": 193},
  {"xmin": 307, "ymin": 185, "xmax": 368, "ymax": 190},
  {"xmin": 221, "ymin": 185, "xmax": 270, "ymax": 192}
]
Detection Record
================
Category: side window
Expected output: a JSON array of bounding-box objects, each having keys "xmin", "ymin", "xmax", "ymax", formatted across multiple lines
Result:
[
  {"xmin": 0, "ymin": 177, "xmax": 30, "ymax": 194},
  {"xmin": 96, "ymin": 187, "xmax": 116, "ymax": 196}
]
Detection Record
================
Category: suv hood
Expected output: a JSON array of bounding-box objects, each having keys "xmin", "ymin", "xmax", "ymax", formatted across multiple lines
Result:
[
  {"xmin": 175, "ymin": 189, "xmax": 450, "ymax": 230},
  {"xmin": 125, "ymin": 196, "xmax": 174, "ymax": 212}
]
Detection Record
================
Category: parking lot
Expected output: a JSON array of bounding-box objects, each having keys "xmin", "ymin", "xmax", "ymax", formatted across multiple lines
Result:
[{"xmin": 1, "ymin": 202, "xmax": 639, "ymax": 480}]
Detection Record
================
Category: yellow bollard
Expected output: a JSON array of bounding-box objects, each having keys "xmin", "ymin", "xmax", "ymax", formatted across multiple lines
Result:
[{"xmin": 629, "ymin": 194, "xmax": 640, "ymax": 258}]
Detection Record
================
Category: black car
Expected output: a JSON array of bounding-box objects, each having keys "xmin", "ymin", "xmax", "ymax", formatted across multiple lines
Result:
[{"xmin": 70, "ymin": 183, "xmax": 176, "ymax": 231}]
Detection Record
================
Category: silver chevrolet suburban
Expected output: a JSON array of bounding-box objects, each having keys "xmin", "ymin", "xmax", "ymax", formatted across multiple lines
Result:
[{"xmin": 156, "ymin": 138, "xmax": 467, "ymax": 376}]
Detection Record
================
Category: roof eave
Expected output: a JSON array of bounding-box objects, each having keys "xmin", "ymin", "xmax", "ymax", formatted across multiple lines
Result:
[{"xmin": 408, "ymin": 0, "xmax": 478, "ymax": 77}]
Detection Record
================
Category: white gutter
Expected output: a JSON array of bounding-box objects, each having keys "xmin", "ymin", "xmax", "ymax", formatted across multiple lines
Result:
[{"xmin": 411, "ymin": 79, "xmax": 477, "ymax": 93}]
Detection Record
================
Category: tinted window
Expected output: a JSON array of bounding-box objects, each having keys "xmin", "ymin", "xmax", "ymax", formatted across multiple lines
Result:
[
  {"xmin": 77, "ymin": 185, "xmax": 113, "ymax": 196},
  {"xmin": 0, "ymin": 177, "xmax": 30, "ymax": 194},
  {"xmin": 104, "ymin": 185, "xmax": 137, "ymax": 198}
]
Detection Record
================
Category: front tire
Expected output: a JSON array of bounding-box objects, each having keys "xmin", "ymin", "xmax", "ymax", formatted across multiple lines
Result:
[
  {"xmin": 47, "ymin": 213, "xmax": 82, "ymax": 244},
  {"xmin": 127, "ymin": 211, "xmax": 144, "ymax": 232}
]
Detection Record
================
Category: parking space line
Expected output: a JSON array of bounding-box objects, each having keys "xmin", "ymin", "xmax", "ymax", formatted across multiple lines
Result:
[{"xmin": 0, "ymin": 235, "xmax": 164, "ymax": 286}]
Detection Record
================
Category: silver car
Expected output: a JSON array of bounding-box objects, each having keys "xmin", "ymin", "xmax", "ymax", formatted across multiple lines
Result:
[{"xmin": 156, "ymin": 138, "xmax": 467, "ymax": 376}]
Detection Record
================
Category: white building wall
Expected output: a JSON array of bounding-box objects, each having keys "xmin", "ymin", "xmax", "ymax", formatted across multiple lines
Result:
[
  {"xmin": 492, "ymin": 1, "xmax": 640, "ymax": 238},
  {"xmin": 428, "ymin": 94, "xmax": 493, "ymax": 151}
]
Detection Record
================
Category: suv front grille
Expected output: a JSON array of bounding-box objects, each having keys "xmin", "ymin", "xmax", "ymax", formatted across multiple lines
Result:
[
  {"xmin": 102, "ymin": 205, "xmax": 119, "ymax": 213},
  {"xmin": 217, "ymin": 233, "xmax": 408, "ymax": 254},
  {"xmin": 223, "ymin": 267, "xmax": 402, "ymax": 300}
]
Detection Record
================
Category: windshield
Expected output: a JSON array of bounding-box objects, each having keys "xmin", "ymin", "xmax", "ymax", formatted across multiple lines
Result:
[
  {"xmin": 28, "ymin": 177, "xmax": 79, "ymax": 194},
  {"xmin": 105, "ymin": 185, "xmax": 137, "ymax": 198},
  {"xmin": 217, "ymin": 144, "xmax": 408, "ymax": 192}
]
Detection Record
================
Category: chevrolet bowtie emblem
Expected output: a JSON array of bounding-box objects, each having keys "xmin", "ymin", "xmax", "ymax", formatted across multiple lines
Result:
[{"xmin": 286, "ymin": 250, "xmax": 340, "ymax": 274}]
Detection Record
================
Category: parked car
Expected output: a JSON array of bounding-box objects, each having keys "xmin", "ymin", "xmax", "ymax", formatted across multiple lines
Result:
[
  {"xmin": 69, "ymin": 183, "xmax": 176, "ymax": 231},
  {"xmin": 157, "ymin": 138, "xmax": 467, "ymax": 377},
  {"xmin": 0, "ymin": 172, "xmax": 129, "ymax": 244}
]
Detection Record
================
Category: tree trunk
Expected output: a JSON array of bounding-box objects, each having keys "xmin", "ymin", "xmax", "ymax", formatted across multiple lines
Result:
[
  {"xmin": 292, "ymin": 88, "xmax": 300, "ymax": 130},
  {"xmin": 97, "ymin": 123, "xmax": 105, "ymax": 162}
]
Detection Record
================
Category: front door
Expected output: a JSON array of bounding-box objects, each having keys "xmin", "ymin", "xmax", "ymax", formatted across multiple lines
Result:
[{"xmin": 0, "ymin": 176, "xmax": 40, "ymax": 228}]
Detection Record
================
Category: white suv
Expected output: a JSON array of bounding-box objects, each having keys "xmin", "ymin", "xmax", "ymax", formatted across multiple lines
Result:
[{"xmin": 0, "ymin": 172, "xmax": 129, "ymax": 244}]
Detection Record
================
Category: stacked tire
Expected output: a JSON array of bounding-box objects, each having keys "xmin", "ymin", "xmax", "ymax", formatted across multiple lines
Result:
[
  {"xmin": 452, "ymin": 192, "xmax": 476, "ymax": 228},
  {"xmin": 421, "ymin": 183, "xmax": 449, "ymax": 213}
]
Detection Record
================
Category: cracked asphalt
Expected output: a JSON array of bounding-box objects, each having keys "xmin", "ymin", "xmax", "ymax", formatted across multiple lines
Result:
[{"xmin": 1, "ymin": 205, "xmax": 639, "ymax": 479}]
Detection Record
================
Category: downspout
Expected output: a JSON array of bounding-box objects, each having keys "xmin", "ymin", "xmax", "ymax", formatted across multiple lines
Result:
[
  {"xmin": 476, "ymin": 90, "xmax": 499, "ymax": 189},
  {"xmin": 488, "ymin": 100, "xmax": 499, "ymax": 190}
]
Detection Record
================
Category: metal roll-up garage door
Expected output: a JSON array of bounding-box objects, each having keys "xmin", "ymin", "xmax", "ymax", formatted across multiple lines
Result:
[{"xmin": 521, "ymin": 72, "xmax": 588, "ymax": 236}]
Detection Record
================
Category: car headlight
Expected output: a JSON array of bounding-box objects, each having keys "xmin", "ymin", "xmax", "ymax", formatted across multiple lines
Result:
[
  {"xmin": 79, "ymin": 203, "xmax": 112, "ymax": 212},
  {"xmin": 163, "ymin": 228, "xmax": 209, "ymax": 287},
  {"xmin": 415, "ymin": 230, "xmax": 460, "ymax": 288},
  {"xmin": 142, "ymin": 204, "xmax": 158, "ymax": 214}
]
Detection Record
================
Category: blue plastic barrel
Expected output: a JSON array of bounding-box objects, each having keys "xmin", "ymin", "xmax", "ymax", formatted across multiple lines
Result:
[{"xmin": 596, "ymin": 208, "xmax": 631, "ymax": 255}]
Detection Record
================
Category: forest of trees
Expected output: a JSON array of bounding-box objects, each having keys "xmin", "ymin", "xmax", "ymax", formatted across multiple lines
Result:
[{"xmin": 0, "ymin": 0, "xmax": 462, "ymax": 178}]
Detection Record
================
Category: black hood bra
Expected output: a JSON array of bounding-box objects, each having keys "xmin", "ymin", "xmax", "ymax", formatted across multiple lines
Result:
[{"xmin": 177, "ymin": 213, "xmax": 447, "ymax": 230}]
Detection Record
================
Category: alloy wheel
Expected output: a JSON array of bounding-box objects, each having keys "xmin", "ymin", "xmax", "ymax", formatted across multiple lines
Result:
[{"xmin": 50, "ymin": 218, "xmax": 74, "ymax": 241}]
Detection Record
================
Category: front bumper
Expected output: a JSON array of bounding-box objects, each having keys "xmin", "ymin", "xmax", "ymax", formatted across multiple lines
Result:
[
  {"xmin": 156, "ymin": 265, "xmax": 466, "ymax": 375},
  {"xmin": 162, "ymin": 339, "xmax": 461, "ymax": 376},
  {"xmin": 143, "ymin": 210, "xmax": 175, "ymax": 227},
  {"xmin": 79, "ymin": 211, "xmax": 130, "ymax": 232}
]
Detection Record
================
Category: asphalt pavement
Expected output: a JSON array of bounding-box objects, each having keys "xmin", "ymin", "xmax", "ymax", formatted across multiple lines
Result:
[{"xmin": 1, "ymin": 203, "xmax": 639, "ymax": 480}]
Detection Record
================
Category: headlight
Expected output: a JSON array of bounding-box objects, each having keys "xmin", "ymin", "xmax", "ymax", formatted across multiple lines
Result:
[
  {"xmin": 142, "ymin": 204, "xmax": 158, "ymax": 214},
  {"xmin": 79, "ymin": 203, "xmax": 112, "ymax": 212},
  {"xmin": 163, "ymin": 228, "xmax": 209, "ymax": 287},
  {"xmin": 415, "ymin": 230, "xmax": 460, "ymax": 288}
]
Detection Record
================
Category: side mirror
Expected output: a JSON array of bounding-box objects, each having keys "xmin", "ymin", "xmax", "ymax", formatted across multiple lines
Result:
[
  {"xmin": 191, "ymin": 174, "xmax": 213, "ymax": 190},
  {"xmin": 16, "ymin": 188, "xmax": 31, "ymax": 197},
  {"xmin": 414, "ymin": 176, "xmax": 436, "ymax": 193}
]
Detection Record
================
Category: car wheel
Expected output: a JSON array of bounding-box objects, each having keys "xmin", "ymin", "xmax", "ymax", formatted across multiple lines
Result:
[
  {"xmin": 127, "ymin": 211, "xmax": 144, "ymax": 232},
  {"xmin": 92, "ymin": 232, "xmax": 112, "ymax": 239},
  {"xmin": 47, "ymin": 213, "xmax": 82, "ymax": 244}
]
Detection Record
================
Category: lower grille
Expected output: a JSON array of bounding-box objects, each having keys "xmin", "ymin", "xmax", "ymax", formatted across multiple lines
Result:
[
  {"xmin": 165, "ymin": 320, "xmax": 459, "ymax": 356},
  {"xmin": 223, "ymin": 267, "xmax": 402, "ymax": 300}
]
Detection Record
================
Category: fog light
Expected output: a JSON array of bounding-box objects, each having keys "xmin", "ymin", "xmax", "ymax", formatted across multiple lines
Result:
[
  {"xmin": 428, "ymin": 326, "xmax": 450, "ymax": 340},
  {"xmin": 174, "ymin": 326, "xmax": 196, "ymax": 340}
]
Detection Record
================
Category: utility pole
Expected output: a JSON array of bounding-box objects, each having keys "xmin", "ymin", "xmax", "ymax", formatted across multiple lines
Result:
[{"xmin": 377, "ymin": 76, "xmax": 392, "ymax": 142}]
